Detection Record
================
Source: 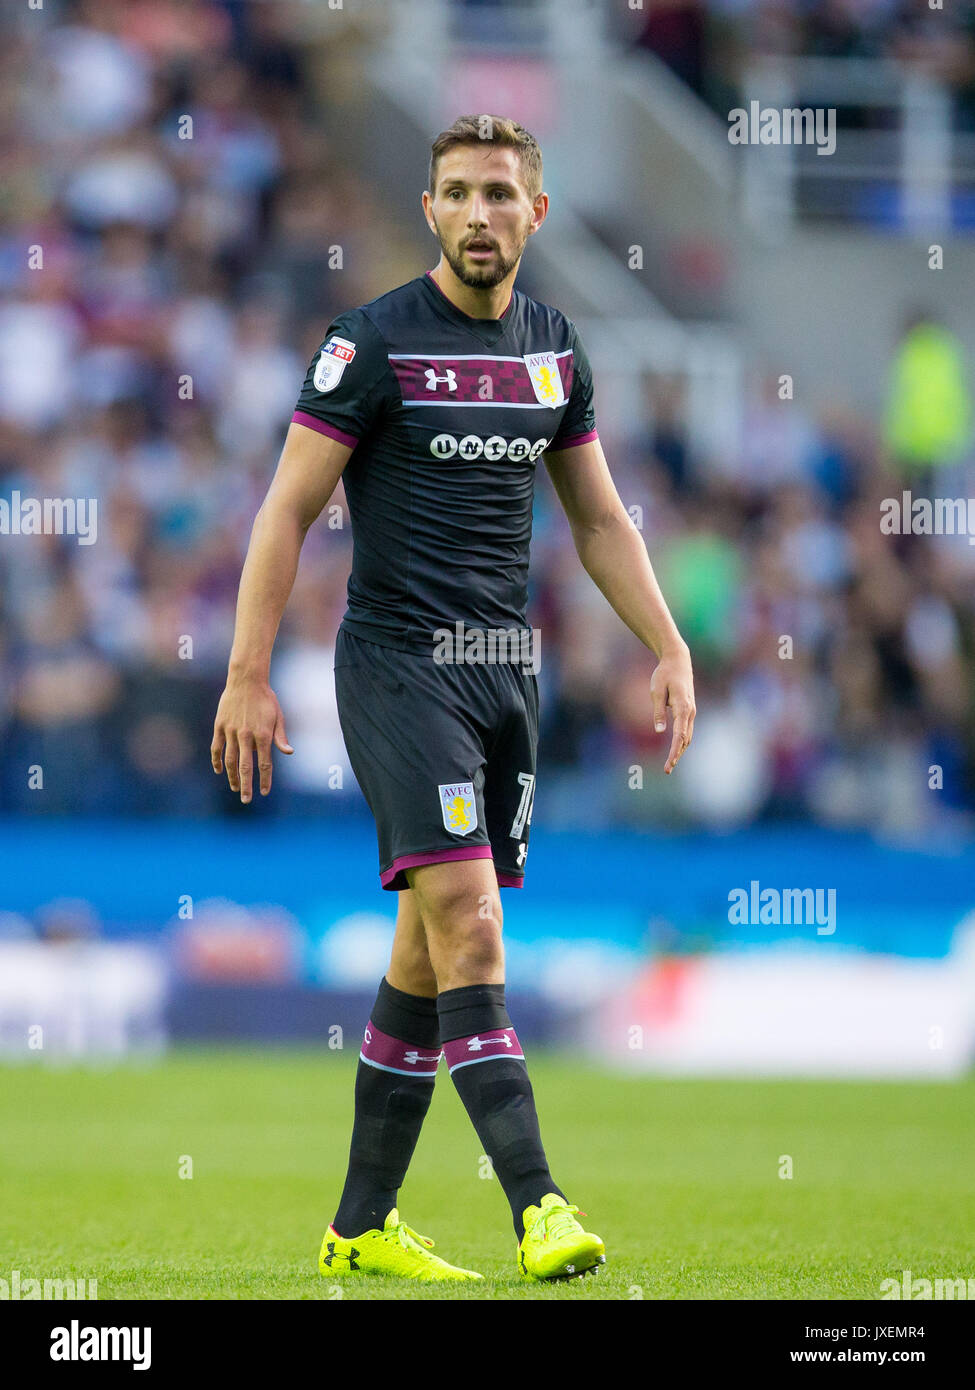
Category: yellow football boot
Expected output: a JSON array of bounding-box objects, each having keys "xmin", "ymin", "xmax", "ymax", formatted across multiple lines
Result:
[
  {"xmin": 518, "ymin": 1194, "xmax": 605, "ymax": 1281},
  {"xmin": 318, "ymin": 1208, "xmax": 483, "ymax": 1282}
]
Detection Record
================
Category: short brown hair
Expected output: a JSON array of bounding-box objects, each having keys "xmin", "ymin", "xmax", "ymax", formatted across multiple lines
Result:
[{"xmin": 429, "ymin": 114, "xmax": 543, "ymax": 203}]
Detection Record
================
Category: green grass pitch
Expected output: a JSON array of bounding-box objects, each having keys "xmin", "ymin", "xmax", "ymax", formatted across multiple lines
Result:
[{"xmin": 2, "ymin": 1048, "xmax": 972, "ymax": 1300}]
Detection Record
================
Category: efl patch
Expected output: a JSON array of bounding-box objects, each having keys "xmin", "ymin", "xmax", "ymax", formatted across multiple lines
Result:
[
  {"xmin": 314, "ymin": 336, "xmax": 356, "ymax": 393},
  {"xmin": 438, "ymin": 781, "xmax": 477, "ymax": 837},
  {"xmin": 524, "ymin": 350, "xmax": 567, "ymax": 408}
]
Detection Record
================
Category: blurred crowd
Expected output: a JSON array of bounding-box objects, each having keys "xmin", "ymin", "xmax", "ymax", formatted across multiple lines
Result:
[
  {"xmin": 534, "ymin": 326, "xmax": 975, "ymax": 834},
  {"xmin": 0, "ymin": 0, "xmax": 405, "ymax": 819},
  {"xmin": 630, "ymin": 0, "xmax": 975, "ymax": 130},
  {"xmin": 1, "ymin": 0, "xmax": 973, "ymax": 836}
]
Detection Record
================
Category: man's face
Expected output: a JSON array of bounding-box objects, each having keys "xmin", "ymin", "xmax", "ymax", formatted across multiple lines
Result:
[{"xmin": 424, "ymin": 145, "xmax": 545, "ymax": 290}]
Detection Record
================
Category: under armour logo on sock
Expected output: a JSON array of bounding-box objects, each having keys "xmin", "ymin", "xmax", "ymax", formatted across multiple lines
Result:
[
  {"xmin": 467, "ymin": 1034, "xmax": 513, "ymax": 1052},
  {"xmin": 360, "ymin": 1022, "xmax": 441, "ymax": 1077},
  {"xmin": 443, "ymin": 1027, "xmax": 524, "ymax": 1073}
]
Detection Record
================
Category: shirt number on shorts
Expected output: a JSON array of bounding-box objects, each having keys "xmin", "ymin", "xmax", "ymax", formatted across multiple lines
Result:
[{"xmin": 510, "ymin": 772, "xmax": 535, "ymax": 840}]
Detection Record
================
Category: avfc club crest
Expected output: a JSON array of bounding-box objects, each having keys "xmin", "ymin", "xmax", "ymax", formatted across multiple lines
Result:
[
  {"xmin": 524, "ymin": 351, "xmax": 567, "ymax": 408},
  {"xmin": 438, "ymin": 781, "xmax": 478, "ymax": 836},
  {"xmin": 314, "ymin": 335, "xmax": 356, "ymax": 393}
]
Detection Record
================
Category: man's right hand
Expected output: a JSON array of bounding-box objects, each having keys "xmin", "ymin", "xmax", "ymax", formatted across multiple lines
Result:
[
  {"xmin": 211, "ymin": 676, "xmax": 293, "ymax": 803},
  {"xmin": 208, "ymin": 421, "xmax": 351, "ymax": 803}
]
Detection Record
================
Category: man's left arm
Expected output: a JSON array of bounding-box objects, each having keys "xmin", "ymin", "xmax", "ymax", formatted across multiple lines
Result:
[{"xmin": 544, "ymin": 438, "xmax": 696, "ymax": 773}]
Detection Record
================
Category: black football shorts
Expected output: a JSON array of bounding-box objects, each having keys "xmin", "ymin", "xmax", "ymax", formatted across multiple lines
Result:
[{"xmin": 334, "ymin": 627, "xmax": 538, "ymax": 891}]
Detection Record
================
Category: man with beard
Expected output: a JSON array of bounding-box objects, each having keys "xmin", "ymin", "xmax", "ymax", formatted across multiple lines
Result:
[{"xmin": 211, "ymin": 114, "xmax": 696, "ymax": 1283}]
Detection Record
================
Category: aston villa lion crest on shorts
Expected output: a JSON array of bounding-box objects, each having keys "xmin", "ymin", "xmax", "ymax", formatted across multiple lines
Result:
[
  {"xmin": 524, "ymin": 351, "xmax": 566, "ymax": 408},
  {"xmin": 439, "ymin": 781, "xmax": 477, "ymax": 836},
  {"xmin": 314, "ymin": 335, "xmax": 356, "ymax": 393}
]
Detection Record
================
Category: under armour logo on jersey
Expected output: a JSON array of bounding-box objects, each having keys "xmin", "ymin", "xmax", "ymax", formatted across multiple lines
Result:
[
  {"xmin": 322, "ymin": 1242, "xmax": 360, "ymax": 1270},
  {"xmin": 425, "ymin": 367, "xmax": 457, "ymax": 392},
  {"xmin": 404, "ymin": 1049, "xmax": 443, "ymax": 1065},
  {"xmin": 467, "ymin": 1034, "xmax": 514, "ymax": 1052}
]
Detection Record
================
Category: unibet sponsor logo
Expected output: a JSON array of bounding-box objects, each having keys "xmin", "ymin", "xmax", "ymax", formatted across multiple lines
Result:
[{"xmin": 430, "ymin": 434, "xmax": 549, "ymax": 462}]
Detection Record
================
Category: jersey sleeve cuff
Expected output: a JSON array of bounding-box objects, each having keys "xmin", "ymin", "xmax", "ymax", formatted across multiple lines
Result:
[
  {"xmin": 291, "ymin": 411, "xmax": 359, "ymax": 450},
  {"xmin": 548, "ymin": 429, "xmax": 598, "ymax": 452}
]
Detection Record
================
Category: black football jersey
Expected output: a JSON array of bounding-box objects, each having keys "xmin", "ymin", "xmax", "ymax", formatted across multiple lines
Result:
[{"xmin": 292, "ymin": 270, "xmax": 598, "ymax": 653}]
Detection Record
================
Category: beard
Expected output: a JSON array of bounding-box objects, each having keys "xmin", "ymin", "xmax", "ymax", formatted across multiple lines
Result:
[{"xmin": 433, "ymin": 215, "xmax": 529, "ymax": 290}]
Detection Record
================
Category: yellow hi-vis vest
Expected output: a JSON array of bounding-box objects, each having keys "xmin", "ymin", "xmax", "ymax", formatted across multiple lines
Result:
[{"xmin": 884, "ymin": 325, "xmax": 972, "ymax": 470}]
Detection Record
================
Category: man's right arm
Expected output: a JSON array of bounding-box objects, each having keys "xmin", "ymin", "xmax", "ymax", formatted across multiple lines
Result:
[{"xmin": 210, "ymin": 421, "xmax": 353, "ymax": 803}]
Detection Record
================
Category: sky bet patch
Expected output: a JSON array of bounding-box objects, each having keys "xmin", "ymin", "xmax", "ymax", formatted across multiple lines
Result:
[{"xmin": 314, "ymin": 335, "xmax": 356, "ymax": 393}]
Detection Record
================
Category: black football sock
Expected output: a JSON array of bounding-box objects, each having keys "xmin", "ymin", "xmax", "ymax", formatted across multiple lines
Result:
[
  {"xmin": 437, "ymin": 983, "xmax": 566, "ymax": 1241},
  {"xmin": 332, "ymin": 977, "xmax": 441, "ymax": 1238}
]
